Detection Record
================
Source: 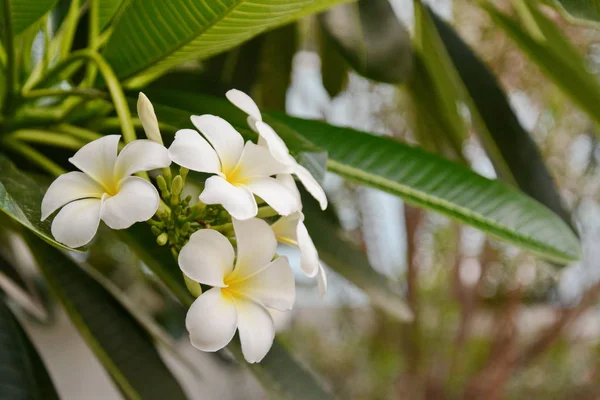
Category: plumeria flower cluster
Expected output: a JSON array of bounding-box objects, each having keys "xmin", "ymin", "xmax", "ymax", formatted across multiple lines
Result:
[{"xmin": 40, "ymin": 90, "xmax": 328, "ymax": 363}]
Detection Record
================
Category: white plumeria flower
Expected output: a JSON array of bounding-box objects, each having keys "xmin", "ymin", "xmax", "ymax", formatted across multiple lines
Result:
[
  {"xmin": 41, "ymin": 135, "xmax": 171, "ymax": 248},
  {"xmin": 178, "ymin": 218, "xmax": 295, "ymax": 363},
  {"xmin": 225, "ymin": 89, "xmax": 328, "ymax": 211},
  {"xmin": 168, "ymin": 114, "xmax": 299, "ymax": 220},
  {"xmin": 137, "ymin": 92, "xmax": 163, "ymax": 144},
  {"xmin": 271, "ymin": 174, "xmax": 327, "ymax": 296}
]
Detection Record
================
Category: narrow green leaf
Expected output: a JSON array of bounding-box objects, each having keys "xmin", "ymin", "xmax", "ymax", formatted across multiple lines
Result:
[
  {"xmin": 484, "ymin": 1, "xmax": 600, "ymax": 129},
  {"xmin": 302, "ymin": 197, "xmax": 413, "ymax": 321},
  {"xmin": 25, "ymin": 233, "xmax": 188, "ymax": 400},
  {"xmin": 0, "ymin": 155, "xmax": 73, "ymax": 251},
  {"xmin": 549, "ymin": 0, "xmax": 600, "ymax": 23},
  {"xmin": 429, "ymin": 8, "xmax": 573, "ymax": 228},
  {"xmin": 0, "ymin": 298, "xmax": 59, "ymax": 400},
  {"xmin": 318, "ymin": 0, "xmax": 413, "ymax": 84},
  {"xmin": 102, "ymin": 0, "xmax": 354, "ymax": 87},
  {"xmin": 318, "ymin": 23, "xmax": 349, "ymax": 98},
  {"xmin": 119, "ymin": 224, "xmax": 334, "ymax": 399},
  {"xmin": 143, "ymin": 88, "xmax": 581, "ymax": 263}
]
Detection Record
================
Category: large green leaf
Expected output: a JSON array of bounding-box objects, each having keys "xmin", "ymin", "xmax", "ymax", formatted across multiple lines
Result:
[
  {"xmin": 302, "ymin": 196, "xmax": 413, "ymax": 321},
  {"xmin": 2, "ymin": 0, "xmax": 57, "ymax": 36},
  {"xmin": 429, "ymin": 8, "xmax": 573, "ymax": 228},
  {"xmin": 25, "ymin": 233, "xmax": 188, "ymax": 400},
  {"xmin": 102, "ymin": 0, "xmax": 353, "ymax": 88},
  {"xmin": 143, "ymin": 89, "xmax": 581, "ymax": 263},
  {"xmin": 98, "ymin": 0, "xmax": 126, "ymax": 29},
  {"xmin": 318, "ymin": 0, "xmax": 413, "ymax": 83},
  {"xmin": 0, "ymin": 155, "xmax": 72, "ymax": 251},
  {"xmin": 0, "ymin": 298, "xmax": 59, "ymax": 400},
  {"xmin": 549, "ymin": 0, "xmax": 600, "ymax": 23},
  {"xmin": 484, "ymin": 1, "xmax": 600, "ymax": 129},
  {"xmin": 118, "ymin": 225, "xmax": 334, "ymax": 399}
]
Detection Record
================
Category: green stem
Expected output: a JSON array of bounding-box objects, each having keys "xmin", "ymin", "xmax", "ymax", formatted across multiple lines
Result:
[
  {"xmin": 84, "ymin": 0, "xmax": 100, "ymax": 87},
  {"xmin": 256, "ymin": 206, "xmax": 278, "ymax": 219},
  {"xmin": 5, "ymin": 130, "xmax": 85, "ymax": 150},
  {"xmin": 2, "ymin": 0, "xmax": 15, "ymax": 115},
  {"xmin": 55, "ymin": 123, "xmax": 106, "ymax": 142},
  {"xmin": 22, "ymin": 88, "xmax": 108, "ymax": 100},
  {"xmin": 89, "ymin": 117, "xmax": 178, "ymax": 135},
  {"xmin": 2, "ymin": 139, "xmax": 66, "ymax": 176}
]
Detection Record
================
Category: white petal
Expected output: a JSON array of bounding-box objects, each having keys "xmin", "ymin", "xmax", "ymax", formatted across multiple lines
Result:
[
  {"xmin": 271, "ymin": 212, "xmax": 302, "ymax": 245},
  {"xmin": 226, "ymin": 89, "xmax": 262, "ymax": 122},
  {"xmin": 137, "ymin": 92, "xmax": 163, "ymax": 144},
  {"xmin": 41, "ymin": 172, "xmax": 104, "ymax": 220},
  {"xmin": 186, "ymin": 288, "xmax": 238, "ymax": 352},
  {"xmin": 190, "ymin": 115, "xmax": 244, "ymax": 175},
  {"xmin": 178, "ymin": 229, "xmax": 234, "ymax": 287},
  {"xmin": 113, "ymin": 140, "xmax": 171, "ymax": 181},
  {"xmin": 51, "ymin": 198, "xmax": 103, "ymax": 248},
  {"xmin": 245, "ymin": 177, "xmax": 300, "ymax": 216},
  {"xmin": 297, "ymin": 219, "xmax": 320, "ymax": 278},
  {"xmin": 101, "ymin": 177, "xmax": 160, "ymax": 229},
  {"xmin": 233, "ymin": 142, "xmax": 289, "ymax": 182},
  {"xmin": 235, "ymin": 297, "xmax": 275, "ymax": 363},
  {"xmin": 233, "ymin": 256, "xmax": 295, "ymax": 311},
  {"xmin": 230, "ymin": 218, "xmax": 277, "ymax": 282},
  {"xmin": 168, "ymin": 129, "xmax": 221, "ymax": 173},
  {"xmin": 317, "ymin": 265, "xmax": 327, "ymax": 297},
  {"xmin": 69, "ymin": 135, "xmax": 120, "ymax": 187},
  {"xmin": 199, "ymin": 176, "xmax": 257, "ymax": 220},
  {"xmin": 276, "ymin": 174, "xmax": 302, "ymax": 209},
  {"xmin": 294, "ymin": 165, "xmax": 327, "ymax": 210},
  {"xmin": 255, "ymin": 121, "xmax": 296, "ymax": 167}
]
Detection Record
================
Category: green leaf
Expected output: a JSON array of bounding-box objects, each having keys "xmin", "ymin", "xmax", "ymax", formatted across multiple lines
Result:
[
  {"xmin": 25, "ymin": 233, "xmax": 188, "ymax": 400},
  {"xmin": 318, "ymin": 23, "xmax": 349, "ymax": 98},
  {"xmin": 98, "ymin": 0, "xmax": 126, "ymax": 29},
  {"xmin": 119, "ymin": 224, "xmax": 334, "ymax": 399},
  {"xmin": 302, "ymin": 196, "xmax": 413, "ymax": 321},
  {"xmin": 3, "ymin": 0, "xmax": 57, "ymax": 36},
  {"xmin": 143, "ymin": 88, "xmax": 581, "ymax": 263},
  {"xmin": 483, "ymin": 1, "xmax": 600, "ymax": 129},
  {"xmin": 102, "ymin": 0, "xmax": 354, "ymax": 87},
  {"xmin": 0, "ymin": 155, "xmax": 72, "ymax": 251},
  {"xmin": 275, "ymin": 113, "xmax": 581, "ymax": 263},
  {"xmin": 550, "ymin": 0, "xmax": 600, "ymax": 23},
  {"xmin": 429, "ymin": 8, "xmax": 573, "ymax": 228},
  {"xmin": 0, "ymin": 298, "xmax": 59, "ymax": 400},
  {"xmin": 318, "ymin": 0, "xmax": 413, "ymax": 84}
]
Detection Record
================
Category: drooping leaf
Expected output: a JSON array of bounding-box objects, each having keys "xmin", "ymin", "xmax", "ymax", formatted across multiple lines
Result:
[
  {"xmin": 484, "ymin": 1, "xmax": 600, "ymax": 129},
  {"xmin": 102, "ymin": 0, "xmax": 354, "ymax": 87},
  {"xmin": 1, "ymin": 0, "xmax": 57, "ymax": 36},
  {"xmin": 0, "ymin": 155, "xmax": 72, "ymax": 251},
  {"xmin": 302, "ymin": 196, "xmax": 414, "ymax": 321},
  {"xmin": 0, "ymin": 298, "xmax": 59, "ymax": 400},
  {"xmin": 144, "ymin": 89, "xmax": 581, "ymax": 263},
  {"xmin": 25, "ymin": 233, "xmax": 188, "ymax": 400},
  {"xmin": 119, "ymin": 224, "xmax": 334, "ymax": 399},
  {"xmin": 318, "ymin": 23, "xmax": 349, "ymax": 98},
  {"xmin": 428, "ymin": 8, "xmax": 573, "ymax": 229},
  {"xmin": 318, "ymin": 0, "xmax": 413, "ymax": 83}
]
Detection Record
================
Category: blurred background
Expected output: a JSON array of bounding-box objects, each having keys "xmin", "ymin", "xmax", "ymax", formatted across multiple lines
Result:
[{"xmin": 5, "ymin": 0, "xmax": 600, "ymax": 398}]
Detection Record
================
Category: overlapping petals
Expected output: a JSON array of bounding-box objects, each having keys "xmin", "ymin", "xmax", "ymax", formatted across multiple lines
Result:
[
  {"xmin": 168, "ymin": 114, "xmax": 299, "ymax": 220},
  {"xmin": 41, "ymin": 135, "xmax": 171, "ymax": 247},
  {"xmin": 226, "ymin": 89, "xmax": 328, "ymax": 210},
  {"xmin": 178, "ymin": 218, "xmax": 295, "ymax": 363}
]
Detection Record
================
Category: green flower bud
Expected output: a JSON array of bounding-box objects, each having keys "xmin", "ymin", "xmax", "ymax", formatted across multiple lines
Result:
[
  {"xmin": 156, "ymin": 232, "xmax": 168, "ymax": 246},
  {"xmin": 150, "ymin": 226, "xmax": 162, "ymax": 236},
  {"xmin": 170, "ymin": 175, "xmax": 183, "ymax": 206},
  {"xmin": 156, "ymin": 175, "xmax": 169, "ymax": 199}
]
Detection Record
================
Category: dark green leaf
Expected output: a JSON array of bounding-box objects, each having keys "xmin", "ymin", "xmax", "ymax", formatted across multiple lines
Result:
[
  {"xmin": 484, "ymin": 1, "xmax": 600, "ymax": 129},
  {"xmin": 429, "ymin": 8, "xmax": 573, "ymax": 229},
  {"xmin": 318, "ymin": 0, "xmax": 412, "ymax": 83},
  {"xmin": 0, "ymin": 155, "xmax": 72, "ymax": 251},
  {"xmin": 550, "ymin": 0, "xmax": 600, "ymax": 23},
  {"xmin": 145, "ymin": 89, "xmax": 581, "ymax": 263},
  {"xmin": 98, "ymin": 0, "xmax": 126, "ymax": 29},
  {"xmin": 318, "ymin": 23, "xmax": 349, "ymax": 98},
  {"xmin": 6, "ymin": 0, "xmax": 57, "ymax": 36},
  {"xmin": 0, "ymin": 298, "xmax": 59, "ymax": 400},
  {"xmin": 25, "ymin": 233, "xmax": 187, "ymax": 400},
  {"xmin": 102, "ymin": 0, "xmax": 354, "ymax": 87}
]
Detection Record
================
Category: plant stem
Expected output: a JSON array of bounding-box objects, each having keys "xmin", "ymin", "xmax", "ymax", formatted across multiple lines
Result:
[
  {"xmin": 55, "ymin": 123, "xmax": 106, "ymax": 142},
  {"xmin": 2, "ymin": 0, "xmax": 15, "ymax": 115},
  {"xmin": 5, "ymin": 130, "xmax": 86, "ymax": 150},
  {"xmin": 256, "ymin": 206, "xmax": 278, "ymax": 218},
  {"xmin": 22, "ymin": 88, "xmax": 108, "ymax": 100},
  {"xmin": 84, "ymin": 0, "xmax": 100, "ymax": 87},
  {"xmin": 2, "ymin": 139, "xmax": 66, "ymax": 176}
]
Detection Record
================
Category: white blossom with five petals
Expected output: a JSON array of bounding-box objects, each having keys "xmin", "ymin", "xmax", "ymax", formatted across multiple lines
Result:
[
  {"xmin": 226, "ymin": 89, "xmax": 328, "ymax": 210},
  {"xmin": 168, "ymin": 114, "xmax": 299, "ymax": 220},
  {"xmin": 178, "ymin": 218, "xmax": 295, "ymax": 363},
  {"xmin": 271, "ymin": 174, "xmax": 327, "ymax": 295},
  {"xmin": 41, "ymin": 135, "xmax": 171, "ymax": 248}
]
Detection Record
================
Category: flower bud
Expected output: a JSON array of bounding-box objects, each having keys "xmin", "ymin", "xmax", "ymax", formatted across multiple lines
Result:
[
  {"xmin": 137, "ymin": 92, "xmax": 163, "ymax": 144},
  {"xmin": 156, "ymin": 232, "xmax": 168, "ymax": 246},
  {"xmin": 170, "ymin": 175, "xmax": 183, "ymax": 206},
  {"xmin": 156, "ymin": 175, "xmax": 169, "ymax": 198}
]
